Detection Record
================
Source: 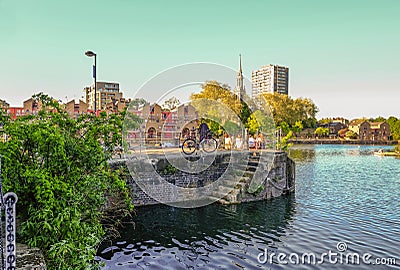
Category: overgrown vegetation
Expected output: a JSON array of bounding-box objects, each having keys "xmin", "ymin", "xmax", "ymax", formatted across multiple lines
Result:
[
  {"xmin": 395, "ymin": 144, "xmax": 400, "ymax": 153},
  {"xmin": 247, "ymin": 184, "xmax": 264, "ymax": 196},
  {"xmin": 0, "ymin": 93, "xmax": 136, "ymax": 269}
]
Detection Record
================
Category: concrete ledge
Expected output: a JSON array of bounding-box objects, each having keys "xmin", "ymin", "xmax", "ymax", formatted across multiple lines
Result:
[{"xmin": 2, "ymin": 242, "xmax": 47, "ymax": 269}]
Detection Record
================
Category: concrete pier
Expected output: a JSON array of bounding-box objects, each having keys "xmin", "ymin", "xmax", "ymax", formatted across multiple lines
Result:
[{"xmin": 110, "ymin": 149, "xmax": 295, "ymax": 206}]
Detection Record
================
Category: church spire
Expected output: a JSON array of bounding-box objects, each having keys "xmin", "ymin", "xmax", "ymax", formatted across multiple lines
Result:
[
  {"xmin": 235, "ymin": 54, "xmax": 245, "ymax": 101},
  {"xmin": 239, "ymin": 54, "xmax": 242, "ymax": 74}
]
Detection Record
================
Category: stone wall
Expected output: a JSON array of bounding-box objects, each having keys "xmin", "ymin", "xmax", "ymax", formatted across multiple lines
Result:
[{"xmin": 110, "ymin": 150, "xmax": 295, "ymax": 206}]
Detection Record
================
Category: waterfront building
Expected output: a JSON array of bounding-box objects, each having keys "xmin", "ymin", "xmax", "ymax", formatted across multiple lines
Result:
[
  {"xmin": 252, "ymin": 64, "xmax": 289, "ymax": 97},
  {"xmin": 84, "ymin": 81, "xmax": 123, "ymax": 111},
  {"xmin": 318, "ymin": 122, "xmax": 347, "ymax": 138},
  {"xmin": 348, "ymin": 120, "xmax": 391, "ymax": 141}
]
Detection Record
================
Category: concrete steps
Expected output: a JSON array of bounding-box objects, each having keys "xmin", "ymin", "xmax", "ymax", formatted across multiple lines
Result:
[{"xmin": 1, "ymin": 242, "xmax": 47, "ymax": 269}]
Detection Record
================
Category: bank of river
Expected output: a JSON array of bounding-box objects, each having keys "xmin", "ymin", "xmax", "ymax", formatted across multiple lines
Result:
[{"xmin": 96, "ymin": 145, "xmax": 400, "ymax": 269}]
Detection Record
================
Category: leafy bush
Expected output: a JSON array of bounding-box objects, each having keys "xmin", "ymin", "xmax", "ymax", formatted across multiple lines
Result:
[
  {"xmin": 345, "ymin": 130, "xmax": 358, "ymax": 139},
  {"xmin": 314, "ymin": 127, "xmax": 329, "ymax": 137},
  {"xmin": 395, "ymin": 145, "xmax": 400, "ymax": 153},
  {"xmin": 0, "ymin": 94, "xmax": 135, "ymax": 269}
]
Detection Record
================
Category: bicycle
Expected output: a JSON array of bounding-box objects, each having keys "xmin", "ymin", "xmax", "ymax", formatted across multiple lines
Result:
[{"xmin": 181, "ymin": 131, "xmax": 218, "ymax": 155}]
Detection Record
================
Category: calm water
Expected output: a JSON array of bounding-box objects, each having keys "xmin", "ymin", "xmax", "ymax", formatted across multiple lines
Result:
[{"xmin": 96, "ymin": 145, "xmax": 400, "ymax": 269}]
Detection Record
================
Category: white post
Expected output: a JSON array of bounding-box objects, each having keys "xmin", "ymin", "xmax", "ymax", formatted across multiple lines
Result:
[{"xmin": 4, "ymin": 192, "xmax": 18, "ymax": 269}]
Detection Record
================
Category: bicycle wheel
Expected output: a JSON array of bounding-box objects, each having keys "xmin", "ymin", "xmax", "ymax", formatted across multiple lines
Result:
[
  {"xmin": 182, "ymin": 138, "xmax": 196, "ymax": 155},
  {"xmin": 201, "ymin": 138, "xmax": 218, "ymax": 153}
]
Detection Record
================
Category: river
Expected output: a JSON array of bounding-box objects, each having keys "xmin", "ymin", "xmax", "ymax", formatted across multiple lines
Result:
[{"xmin": 96, "ymin": 144, "xmax": 400, "ymax": 269}]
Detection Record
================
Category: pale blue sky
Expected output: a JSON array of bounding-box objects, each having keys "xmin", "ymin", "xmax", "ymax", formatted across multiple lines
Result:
[{"xmin": 0, "ymin": 0, "xmax": 399, "ymax": 119}]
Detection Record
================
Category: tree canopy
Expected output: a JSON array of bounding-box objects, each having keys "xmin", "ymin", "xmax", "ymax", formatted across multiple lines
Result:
[
  {"xmin": 162, "ymin": 96, "xmax": 181, "ymax": 111},
  {"xmin": 314, "ymin": 127, "xmax": 329, "ymax": 137},
  {"xmin": 261, "ymin": 93, "xmax": 318, "ymax": 129},
  {"xmin": 387, "ymin": 116, "xmax": 400, "ymax": 140},
  {"xmin": 190, "ymin": 81, "xmax": 242, "ymax": 116}
]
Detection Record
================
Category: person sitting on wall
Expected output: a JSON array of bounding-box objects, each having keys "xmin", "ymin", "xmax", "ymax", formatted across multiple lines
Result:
[
  {"xmin": 235, "ymin": 134, "xmax": 243, "ymax": 150},
  {"xmin": 256, "ymin": 134, "xmax": 264, "ymax": 149},
  {"xmin": 224, "ymin": 133, "xmax": 232, "ymax": 150},
  {"xmin": 248, "ymin": 135, "xmax": 255, "ymax": 149}
]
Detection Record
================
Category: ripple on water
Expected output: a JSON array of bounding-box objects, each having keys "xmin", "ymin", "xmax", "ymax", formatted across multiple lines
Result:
[{"xmin": 97, "ymin": 145, "xmax": 400, "ymax": 269}]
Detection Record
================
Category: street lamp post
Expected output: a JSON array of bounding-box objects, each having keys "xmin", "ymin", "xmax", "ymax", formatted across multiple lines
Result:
[{"xmin": 85, "ymin": 50, "xmax": 97, "ymax": 113}]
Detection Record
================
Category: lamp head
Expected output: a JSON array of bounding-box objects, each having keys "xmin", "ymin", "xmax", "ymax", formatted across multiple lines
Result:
[{"xmin": 85, "ymin": 50, "xmax": 96, "ymax": 57}]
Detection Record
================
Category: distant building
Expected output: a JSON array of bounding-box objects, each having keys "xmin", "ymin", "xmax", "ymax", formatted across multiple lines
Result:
[
  {"xmin": 84, "ymin": 82, "xmax": 123, "ymax": 111},
  {"xmin": 234, "ymin": 55, "xmax": 246, "ymax": 101},
  {"xmin": 349, "ymin": 120, "xmax": 391, "ymax": 141},
  {"xmin": 318, "ymin": 122, "xmax": 348, "ymax": 138},
  {"xmin": 331, "ymin": 117, "xmax": 349, "ymax": 126},
  {"xmin": 127, "ymin": 102, "xmax": 198, "ymax": 146},
  {"xmin": 252, "ymin": 64, "xmax": 289, "ymax": 97},
  {"xmin": 23, "ymin": 97, "xmax": 58, "ymax": 115},
  {"xmin": 370, "ymin": 122, "xmax": 391, "ymax": 141},
  {"xmin": 105, "ymin": 97, "xmax": 131, "ymax": 113},
  {"xmin": 6, "ymin": 107, "xmax": 24, "ymax": 120},
  {"xmin": 0, "ymin": 99, "xmax": 10, "ymax": 109},
  {"xmin": 23, "ymin": 98, "xmax": 40, "ymax": 114},
  {"xmin": 64, "ymin": 99, "xmax": 89, "ymax": 117},
  {"xmin": 175, "ymin": 103, "xmax": 198, "ymax": 139}
]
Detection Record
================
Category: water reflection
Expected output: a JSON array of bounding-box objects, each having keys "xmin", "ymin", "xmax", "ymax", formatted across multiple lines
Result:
[
  {"xmin": 97, "ymin": 195, "xmax": 296, "ymax": 269},
  {"xmin": 288, "ymin": 145, "xmax": 316, "ymax": 163},
  {"xmin": 97, "ymin": 145, "xmax": 400, "ymax": 269}
]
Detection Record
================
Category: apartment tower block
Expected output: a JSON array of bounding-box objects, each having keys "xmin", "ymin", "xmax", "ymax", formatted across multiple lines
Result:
[{"xmin": 252, "ymin": 64, "xmax": 289, "ymax": 97}]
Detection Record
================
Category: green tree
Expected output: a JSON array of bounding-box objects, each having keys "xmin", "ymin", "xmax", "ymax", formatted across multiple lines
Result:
[
  {"xmin": 129, "ymin": 98, "xmax": 148, "ymax": 108},
  {"xmin": 278, "ymin": 130, "xmax": 293, "ymax": 151},
  {"xmin": 292, "ymin": 120, "xmax": 304, "ymax": 136},
  {"xmin": 191, "ymin": 81, "xmax": 242, "ymax": 116},
  {"xmin": 262, "ymin": 93, "xmax": 318, "ymax": 129},
  {"xmin": 387, "ymin": 116, "xmax": 400, "ymax": 140},
  {"xmin": 317, "ymin": 118, "xmax": 332, "ymax": 125},
  {"xmin": 387, "ymin": 116, "xmax": 398, "ymax": 128},
  {"xmin": 239, "ymin": 101, "xmax": 251, "ymax": 124},
  {"xmin": 0, "ymin": 93, "xmax": 134, "ymax": 269},
  {"xmin": 224, "ymin": 120, "xmax": 240, "ymax": 135},
  {"xmin": 345, "ymin": 130, "xmax": 358, "ymax": 139},
  {"xmin": 278, "ymin": 121, "xmax": 291, "ymax": 135},
  {"xmin": 314, "ymin": 127, "xmax": 329, "ymax": 137},
  {"xmin": 245, "ymin": 110, "xmax": 275, "ymax": 135},
  {"xmin": 246, "ymin": 113, "xmax": 259, "ymax": 135},
  {"xmin": 394, "ymin": 144, "xmax": 400, "ymax": 153},
  {"xmin": 162, "ymin": 97, "xmax": 181, "ymax": 111},
  {"xmin": 370, "ymin": 116, "xmax": 386, "ymax": 122}
]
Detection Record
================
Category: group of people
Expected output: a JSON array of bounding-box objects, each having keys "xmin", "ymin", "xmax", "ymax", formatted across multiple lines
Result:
[
  {"xmin": 191, "ymin": 121, "xmax": 266, "ymax": 150},
  {"xmin": 248, "ymin": 134, "xmax": 265, "ymax": 150},
  {"xmin": 224, "ymin": 133, "xmax": 265, "ymax": 150},
  {"xmin": 223, "ymin": 134, "xmax": 244, "ymax": 150}
]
